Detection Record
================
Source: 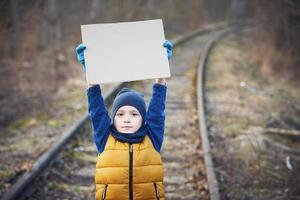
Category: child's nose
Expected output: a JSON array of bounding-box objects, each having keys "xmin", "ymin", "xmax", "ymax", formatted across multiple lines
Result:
[{"xmin": 124, "ymin": 116, "xmax": 130, "ymax": 123}]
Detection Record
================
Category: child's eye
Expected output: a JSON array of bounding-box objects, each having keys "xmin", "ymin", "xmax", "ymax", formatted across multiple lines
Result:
[
  {"xmin": 117, "ymin": 113, "xmax": 123, "ymax": 116},
  {"xmin": 132, "ymin": 113, "xmax": 139, "ymax": 116}
]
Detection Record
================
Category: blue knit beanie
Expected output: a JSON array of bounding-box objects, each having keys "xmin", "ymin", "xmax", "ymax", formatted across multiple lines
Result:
[{"xmin": 111, "ymin": 87, "xmax": 146, "ymax": 125}]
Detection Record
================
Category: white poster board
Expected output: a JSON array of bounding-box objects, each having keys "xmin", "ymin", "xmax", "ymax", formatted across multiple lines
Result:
[{"xmin": 81, "ymin": 19, "xmax": 171, "ymax": 84}]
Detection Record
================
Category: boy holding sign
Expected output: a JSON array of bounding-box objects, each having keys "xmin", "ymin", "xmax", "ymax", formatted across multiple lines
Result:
[{"xmin": 76, "ymin": 39, "xmax": 173, "ymax": 199}]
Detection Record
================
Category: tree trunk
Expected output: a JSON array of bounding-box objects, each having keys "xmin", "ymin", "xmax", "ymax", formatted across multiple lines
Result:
[
  {"xmin": 41, "ymin": 0, "xmax": 64, "ymax": 90},
  {"xmin": 10, "ymin": 0, "xmax": 20, "ymax": 58},
  {"xmin": 87, "ymin": 0, "xmax": 101, "ymax": 22},
  {"xmin": 146, "ymin": 0, "xmax": 155, "ymax": 19}
]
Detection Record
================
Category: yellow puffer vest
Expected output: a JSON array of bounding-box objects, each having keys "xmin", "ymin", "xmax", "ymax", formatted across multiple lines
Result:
[{"xmin": 95, "ymin": 132, "xmax": 165, "ymax": 200}]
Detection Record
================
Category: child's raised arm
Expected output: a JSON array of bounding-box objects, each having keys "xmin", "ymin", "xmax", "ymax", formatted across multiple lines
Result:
[
  {"xmin": 76, "ymin": 44, "xmax": 111, "ymax": 153},
  {"xmin": 146, "ymin": 39, "xmax": 173, "ymax": 151},
  {"xmin": 86, "ymin": 84, "xmax": 111, "ymax": 153},
  {"xmin": 146, "ymin": 82, "xmax": 167, "ymax": 152}
]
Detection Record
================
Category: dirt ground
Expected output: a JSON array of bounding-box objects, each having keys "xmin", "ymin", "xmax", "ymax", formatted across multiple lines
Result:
[
  {"xmin": 205, "ymin": 28, "xmax": 300, "ymax": 199},
  {"xmin": 0, "ymin": 74, "xmax": 117, "ymax": 196}
]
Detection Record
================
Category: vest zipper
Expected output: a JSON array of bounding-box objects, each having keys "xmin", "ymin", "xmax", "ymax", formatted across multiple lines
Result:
[
  {"xmin": 154, "ymin": 182, "xmax": 160, "ymax": 200},
  {"xmin": 129, "ymin": 143, "xmax": 133, "ymax": 200},
  {"xmin": 102, "ymin": 184, "xmax": 108, "ymax": 200}
]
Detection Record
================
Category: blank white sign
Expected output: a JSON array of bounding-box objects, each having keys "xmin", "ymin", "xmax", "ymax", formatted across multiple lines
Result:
[{"xmin": 81, "ymin": 19, "xmax": 171, "ymax": 84}]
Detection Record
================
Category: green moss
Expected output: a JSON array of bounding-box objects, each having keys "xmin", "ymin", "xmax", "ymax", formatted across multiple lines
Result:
[
  {"xmin": 73, "ymin": 152, "xmax": 96, "ymax": 163},
  {"xmin": 8, "ymin": 118, "xmax": 35, "ymax": 130},
  {"xmin": 36, "ymin": 112, "xmax": 50, "ymax": 122},
  {"xmin": 47, "ymin": 182, "xmax": 67, "ymax": 190},
  {"xmin": 8, "ymin": 111, "xmax": 52, "ymax": 130},
  {"xmin": 47, "ymin": 119, "xmax": 61, "ymax": 128},
  {"xmin": 62, "ymin": 115, "xmax": 73, "ymax": 124},
  {"xmin": 0, "ymin": 169, "xmax": 15, "ymax": 181},
  {"xmin": 30, "ymin": 138, "xmax": 39, "ymax": 145}
]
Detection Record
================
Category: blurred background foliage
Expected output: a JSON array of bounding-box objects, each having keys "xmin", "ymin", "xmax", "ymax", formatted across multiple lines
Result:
[{"xmin": 0, "ymin": 0, "xmax": 299, "ymax": 126}]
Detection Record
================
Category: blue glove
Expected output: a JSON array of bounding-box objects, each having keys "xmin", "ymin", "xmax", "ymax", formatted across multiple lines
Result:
[
  {"xmin": 75, "ymin": 44, "xmax": 86, "ymax": 72},
  {"xmin": 163, "ymin": 39, "xmax": 173, "ymax": 61}
]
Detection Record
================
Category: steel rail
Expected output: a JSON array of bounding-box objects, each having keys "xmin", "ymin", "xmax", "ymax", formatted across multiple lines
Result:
[
  {"xmin": 196, "ymin": 22, "xmax": 253, "ymax": 200},
  {"xmin": 1, "ymin": 20, "xmax": 252, "ymax": 200}
]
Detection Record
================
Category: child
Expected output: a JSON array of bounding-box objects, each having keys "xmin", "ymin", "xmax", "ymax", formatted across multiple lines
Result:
[{"xmin": 75, "ymin": 40, "xmax": 173, "ymax": 200}]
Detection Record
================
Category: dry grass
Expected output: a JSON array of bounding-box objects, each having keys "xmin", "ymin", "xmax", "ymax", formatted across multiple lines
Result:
[{"xmin": 205, "ymin": 29, "xmax": 300, "ymax": 199}]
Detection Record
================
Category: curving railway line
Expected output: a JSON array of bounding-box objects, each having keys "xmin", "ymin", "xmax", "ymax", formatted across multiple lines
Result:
[{"xmin": 1, "ymin": 21, "xmax": 251, "ymax": 200}]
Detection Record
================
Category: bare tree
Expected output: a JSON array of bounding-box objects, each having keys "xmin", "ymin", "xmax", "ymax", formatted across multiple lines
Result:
[
  {"xmin": 9, "ymin": 0, "xmax": 20, "ymax": 58},
  {"xmin": 227, "ymin": 0, "xmax": 247, "ymax": 20},
  {"xmin": 254, "ymin": 0, "xmax": 300, "ymax": 76},
  {"xmin": 87, "ymin": 0, "xmax": 101, "ymax": 22},
  {"xmin": 203, "ymin": 0, "xmax": 231, "ymax": 22},
  {"xmin": 146, "ymin": 0, "xmax": 155, "ymax": 19},
  {"xmin": 41, "ymin": 0, "xmax": 64, "ymax": 89}
]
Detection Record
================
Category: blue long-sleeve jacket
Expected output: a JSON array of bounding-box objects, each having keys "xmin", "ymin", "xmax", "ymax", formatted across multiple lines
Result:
[{"xmin": 86, "ymin": 83, "xmax": 167, "ymax": 154}]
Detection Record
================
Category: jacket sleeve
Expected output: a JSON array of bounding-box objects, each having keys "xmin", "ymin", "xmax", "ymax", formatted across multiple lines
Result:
[
  {"xmin": 145, "ymin": 82, "xmax": 167, "ymax": 152},
  {"xmin": 86, "ymin": 84, "xmax": 111, "ymax": 153}
]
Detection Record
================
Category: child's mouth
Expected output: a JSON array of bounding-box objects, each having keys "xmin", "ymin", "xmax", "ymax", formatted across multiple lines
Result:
[{"xmin": 122, "ymin": 126, "xmax": 132, "ymax": 129}]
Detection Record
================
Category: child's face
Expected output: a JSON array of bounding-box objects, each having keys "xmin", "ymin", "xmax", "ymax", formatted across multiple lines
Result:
[{"xmin": 114, "ymin": 105, "xmax": 142, "ymax": 134}]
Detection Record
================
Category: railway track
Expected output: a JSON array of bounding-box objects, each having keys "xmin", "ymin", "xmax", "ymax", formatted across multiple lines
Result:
[
  {"xmin": 204, "ymin": 28, "xmax": 300, "ymax": 199},
  {"xmin": 1, "ymin": 21, "xmax": 251, "ymax": 200}
]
